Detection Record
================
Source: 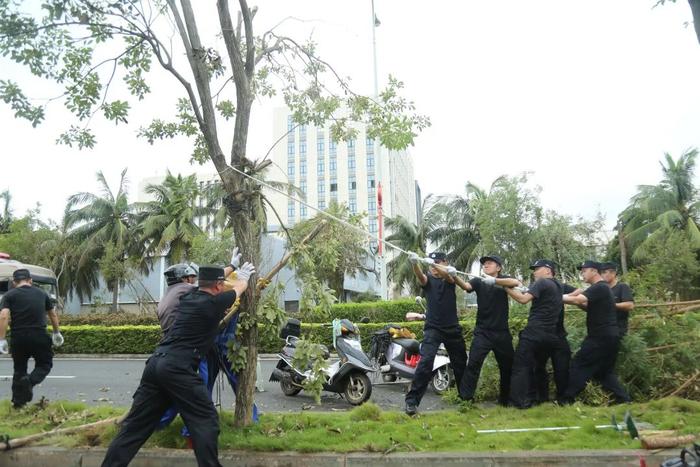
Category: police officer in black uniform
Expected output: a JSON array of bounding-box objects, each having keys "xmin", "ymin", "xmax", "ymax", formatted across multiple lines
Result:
[
  {"xmin": 405, "ymin": 251, "xmax": 468, "ymax": 416},
  {"xmin": 102, "ymin": 262, "xmax": 255, "ymax": 467},
  {"xmin": 531, "ymin": 279, "xmax": 581, "ymax": 403},
  {"xmin": 560, "ymin": 260, "xmax": 630, "ymax": 404},
  {"xmin": 0, "ymin": 268, "xmax": 63, "ymax": 408},
  {"xmin": 599, "ymin": 262, "xmax": 634, "ymax": 338},
  {"xmin": 505, "ymin": 259, "xmax": 563, "ymax": 409},
  {"xmin": 456, "ymin": 255, "xmax": 520, "ymax": 405}
]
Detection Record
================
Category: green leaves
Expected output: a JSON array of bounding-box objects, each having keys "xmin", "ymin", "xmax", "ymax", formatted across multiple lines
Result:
[
  {"xmin": 215, "ymin": 99, "xmax": 236, "ymax": 120},
  {"xmin": 101, "ymin": 100, "xmax": 129, "ymax": 124},
  {"xmin": 56, "ymin": 125, "xmax": 95, "ymax": 149},
  {"xmin": 0, "ymin": 79, "xmax": 45, "ymax": 126}
]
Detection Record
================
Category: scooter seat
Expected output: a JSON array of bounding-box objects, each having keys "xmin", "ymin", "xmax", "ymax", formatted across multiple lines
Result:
[{"xmin": 393, "ymin": 338, "xmax": 420, "ymax": 355}]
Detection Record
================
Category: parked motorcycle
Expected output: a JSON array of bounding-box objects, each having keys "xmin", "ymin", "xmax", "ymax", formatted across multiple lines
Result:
[
  {"xmin": 269, "ymin": 317, "xmax": 375, "ymax": 405},
  {"xmin": 368, "ymin": 297, "xmax": 453, "ymax": 394}
]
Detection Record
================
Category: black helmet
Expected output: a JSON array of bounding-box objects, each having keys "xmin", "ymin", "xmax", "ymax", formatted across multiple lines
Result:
[
  {"xmin": 164, "ymin": 263, "xmax": 198, "ymax": 286},
  {"xmin": 339, "ymin": 319, "xmax": 359, "ymax": 336}
]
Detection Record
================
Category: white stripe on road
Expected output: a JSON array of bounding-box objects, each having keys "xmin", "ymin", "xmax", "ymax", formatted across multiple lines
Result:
[{"xmin": 0, "ymin": 375, "xmax": 75, "ymax": 379}]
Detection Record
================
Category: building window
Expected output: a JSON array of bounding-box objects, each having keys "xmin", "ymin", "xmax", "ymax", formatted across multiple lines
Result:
[
  {"xmin": 329, "ymin": 158, "xmax": 337, "ymax": 172},
  {"xmin": 366, "ymin": 136, "xmax": 374, "ymax": 149},
  {"xmin": 348, "ymin": 157, "xmax": 355, "ymax": 170},
  {"xmin": 349, "ymin": 199, "xmax": 357, "ymax": 213},
  {"xmin": 349, "ymin": 179, "xmax": 356, "ymax": 191},
  {"xmin": 317, "ymin": 157, "xmax": 325, "ymax": 174},
  {"xmin": 287, "ymin": 141, "xmax": 295, "ymax": 156},
  {"xmin": 329, "ymin": 138, "xmax": 337, "ymax": 154},
  {"xmin": 287, "ymin": 115, "xmax": 294, "ymax": 132},
  {"xmin": 300, "ymin": 142, "xmax": 306, "ymax": 155},
  {"xmin": 317, "ymin": 139, "xmax": 325, "ymax": 153},
  {"xmin": 300, "ymin": 205, "xmax": 307, "ymax": 219},
  {"xmin": 287, "ymin": 201, "xmax": 295, "ymax": 219},
  {"xmin": 318, "ymin": 180, "xmax": 326, "ymax": 194},
  {"xmin": 330, "ymin": 182, "xmax": 338, "ymax": 192},
  {"xmin": 300, "ymin": 179, "xmax": 307, "ymax": 194},
  {"xmin": 299, "ymin": 125, "xmax": 307, "ymax": 140},
  {"xmin": 369, "ymin": 218, "xmax": 377, "ymax": 233},
  {"xmin": 287, "ymin": 161, "xmax": 295, "ymax": 177},
  {"xmin": 300, "ymin": 162, "xmax": 307, "ymax": 176},
  {"xmin": 318, "ymin": 199, "xmax": 326, "ymax": 210},
  {"xmin": 368, "ymin": 200, "xmax": 376, "ymax": 215},
  {"xmin": 367, "ymin": 154, "xmax": 374, "ymax": 168},
  {"xmin": 348, "ymin": 138, "xmax": 355, "ymax": 149}
]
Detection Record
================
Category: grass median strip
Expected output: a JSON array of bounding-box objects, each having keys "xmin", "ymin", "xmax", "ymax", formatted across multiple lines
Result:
[{"xmin": 1, "ymin": 398, "xmax": 698, "ymax": 452}]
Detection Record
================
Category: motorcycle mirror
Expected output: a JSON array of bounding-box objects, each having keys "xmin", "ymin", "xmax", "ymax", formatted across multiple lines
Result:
[{"xmin": 360, "ymin": 317, "xmax": 370, "ymax": 324}]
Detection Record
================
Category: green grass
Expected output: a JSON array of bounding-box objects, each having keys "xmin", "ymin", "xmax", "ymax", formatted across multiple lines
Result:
[{"xmin": 1, "ymin": 398, "xmax": 698, "ymax": 453}]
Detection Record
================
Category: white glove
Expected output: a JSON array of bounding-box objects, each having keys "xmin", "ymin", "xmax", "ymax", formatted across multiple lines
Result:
[
  {"xmin": 236, "ymin": 262, "xmax": 256, "ymax": 282},
  {"xmin": 446, "ymin": 266, "xmax": 457, "ymax": 277},
  {"xmin": 52, "ymin": 332, "xmax": 64, "ymax": 347},
  {"xmin": 0, "ymin": 339, "xmax": 8, "ymax": 354},
  {"xmin": 481, "ymin": 275, "xmax": 496, "ymax": 285},
  {"xmin": 407, "ymin": 252, "xmax": 420, "ymax": 264},
  {"xmin": 230, "ymin": 246, "xmax": 242, "ymax": 269},
  {"xmin": 422, "ymin": 257, "xmax": 435, "ymax": 265}
]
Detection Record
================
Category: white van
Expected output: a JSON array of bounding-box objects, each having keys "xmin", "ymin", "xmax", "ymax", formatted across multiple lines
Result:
[{"xmin": 0, "ymin": 252, "xmax": 58, "ymax": 306}]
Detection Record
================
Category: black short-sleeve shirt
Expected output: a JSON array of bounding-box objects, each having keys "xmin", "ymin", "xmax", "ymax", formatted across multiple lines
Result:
[
  {"xmin": 159, "ymin": 289, "xmax": 237, "ymax": 355},
  {"xmin": 525, "ymin": 278, "xmax": 562, "ymax": 333},
  {"xmin": 422, "ymin": 273, "xmax": 459, "ymax": 331},
  {"xmin": 468, "ymin": 275, "xmax": 511, "ymax": 332},
  {"xmin": 611, "ymin": 282, "xmax": 634, "ymax": 336},
  {"xmin": 554, "ymin": 281, "xmax": 576, "ymax": 337},
  {"xmin": 582, "ymin": 280, "xmax": 619, "ymax": 337},
  {"xmin": 0, "ymin": 285, "xmax": 53, "ymax": 332}
]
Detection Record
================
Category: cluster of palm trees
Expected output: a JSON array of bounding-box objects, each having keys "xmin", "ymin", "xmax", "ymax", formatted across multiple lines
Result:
[
  {"xmin": 59, "ymin": 169, "xmax": 214, "ymax": 310},
  {"xmin": 385, "ymin": 150, "xmax": 700, "ymax": 298}
]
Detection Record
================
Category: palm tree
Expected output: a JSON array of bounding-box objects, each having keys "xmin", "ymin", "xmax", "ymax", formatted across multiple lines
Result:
[
  {"xmin": 135, "ymin": 171, "xmax": 212, "ymax": 263},
  {"xmin": 0, "ymin": 190, "xmax": 12, "ymax": 233},
  {"xmin": 619, "ymin": 149, "xmax": 700, "ymax": 263},
  {"xmin": 385, "ymin": 196, "xmax": 439, "ymax": 295},
  {"xmin": 63, "ymin": 169, "xmax": 144, "ymax": 311}
]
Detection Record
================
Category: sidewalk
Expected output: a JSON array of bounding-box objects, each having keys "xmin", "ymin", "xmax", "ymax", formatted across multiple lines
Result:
[{"xmin": 0, "ymin": 446, "xmax": 678, "ymax": 466}]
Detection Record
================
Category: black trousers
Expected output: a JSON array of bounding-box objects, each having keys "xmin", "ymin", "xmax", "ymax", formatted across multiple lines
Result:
[
  {"xmin": 459, "ymin": 329, "xmax": 513, "ymax": 405},
  {"xmin": 509, "ymin": 328, "xmax": 560, "ymax": 409},
  {"xmin": 561, "ymin": 335, "xmax": 630, "ymax": 404},
  {"xmin": 405, "ymin": 327, "xmax": 468, "ymax": 407},
  {"xmin": 11, "ymin": 331, "xmax": 53, "ymax": 406},
  {"xmin": 530, "ymin": 334, "xmax": 571, "ymax": 403},
  {"xmin": 102, "ymin": 352, "xmax": 222, "ymax": 467}
]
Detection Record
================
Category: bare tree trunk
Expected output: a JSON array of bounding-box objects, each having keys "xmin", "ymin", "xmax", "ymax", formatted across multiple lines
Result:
[
  {"xmin": 690, "ymin": 0, "xmax": 700, "ymax": 45},
  {"xmin": 231, "ymin": 207, "xmax": 261, "ymax": 427},
  {"xmin": 111, "ymin": 282, "xmax": 119, "ymax": 313},
  {"xmin": 618, "ymin": 220, "xmax": 628, "ymax": 275}
]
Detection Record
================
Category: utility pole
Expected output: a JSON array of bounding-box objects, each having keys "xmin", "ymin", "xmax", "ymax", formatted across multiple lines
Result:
[{"xmin": 371, "ymin": 0, "xmax": 388, "ymax": 300}]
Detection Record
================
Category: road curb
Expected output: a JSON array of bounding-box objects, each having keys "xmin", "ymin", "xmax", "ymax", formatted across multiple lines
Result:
[{"xmin": 0, "ymin": 446, "xmax": 680, "ymax": 467}]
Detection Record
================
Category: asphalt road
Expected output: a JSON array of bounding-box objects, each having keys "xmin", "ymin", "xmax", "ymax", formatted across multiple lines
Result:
[{"xmin": 0, "ymin": 356, "xmax": 450, "ymax": 413}]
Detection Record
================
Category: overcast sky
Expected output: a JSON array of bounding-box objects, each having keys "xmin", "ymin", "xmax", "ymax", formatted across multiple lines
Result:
[{"xmin": 2, "ymin": 0, "xmax": 699, "ymax": 237}]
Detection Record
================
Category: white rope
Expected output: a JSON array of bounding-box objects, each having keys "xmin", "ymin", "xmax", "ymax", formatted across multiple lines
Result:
[{"xmin": 219, "ymin": 165, "xmax": 479, "ymax": 278}]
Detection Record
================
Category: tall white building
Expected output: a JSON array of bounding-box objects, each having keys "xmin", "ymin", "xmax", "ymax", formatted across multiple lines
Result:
[{"xmin": 266, "ymin": 107, "xmax": 419, "ymax": 234}]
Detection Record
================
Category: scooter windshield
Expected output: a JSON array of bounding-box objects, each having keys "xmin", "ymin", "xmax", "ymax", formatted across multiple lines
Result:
[{"xmin": 336, "ymin": 338, "xmax": 372, "ymax": 368}]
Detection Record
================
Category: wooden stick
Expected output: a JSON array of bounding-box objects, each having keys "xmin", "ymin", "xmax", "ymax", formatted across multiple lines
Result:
[
  {"xmin": 0, "ymin": 412, "xmax": 127, "ymax": 451},
  {"xmin": 646, "ymin": 343, "xmax": 688, "ymax": 352},
  {"xmin": 635, "ymin": 299, "xmax": 700, "ymax": 309},
  {"xmin": 663, "ymin": 370, "xmax": 700, "ymax": 398},
  {"xmin": 219, "ymin": 220, "xmax": 328, "ymax": 328},
  {"xmin": 641, "ymin": 434, "xmax": 696, "ymax": 450}
]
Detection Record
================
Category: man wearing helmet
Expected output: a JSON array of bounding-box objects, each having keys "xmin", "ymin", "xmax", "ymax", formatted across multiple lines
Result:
[{"xmin": 157, "ymin": 247, "xmax": 242, "ymax": 334}]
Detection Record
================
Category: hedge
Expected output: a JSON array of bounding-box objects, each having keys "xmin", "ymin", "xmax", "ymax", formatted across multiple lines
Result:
[{"xmin": 57, "ymin": 299, "xmax": 427, "ymax": 326}]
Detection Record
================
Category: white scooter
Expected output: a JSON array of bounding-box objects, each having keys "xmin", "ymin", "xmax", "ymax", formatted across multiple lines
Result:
[{"xmin": 368, "ymin": 297, "xmax": 453, "ymax": 394}]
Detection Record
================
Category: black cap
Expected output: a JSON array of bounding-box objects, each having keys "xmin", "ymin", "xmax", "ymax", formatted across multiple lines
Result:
[
  {"xmin": 198, "ymin": 266, "xmax": 225, "ymax": 281},
  {"xmin": 578, "ymin": 260, "xmax": 601, "ymax": 271},
  {"xmin": 480, "ymin": 255, "xmax": 503, "ymax": 267},
  {"xmin": 428, "ymin": 252, "xmax": 447, "ymax": 262},
  {"xmin": 12, "ymin": 269, "xmax": 31, "ymax": 281},
  {"xmin": 599, "ymin": 261, "xmax": 618, "ymax": 272},
  {"xmin": 529, "ymin": 259, "xmax": 556, "ymax": 273}
]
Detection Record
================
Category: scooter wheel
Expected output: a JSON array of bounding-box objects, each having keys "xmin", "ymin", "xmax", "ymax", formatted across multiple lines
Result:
[
  {"xmin": 280, "ymin": 380, "xmax": 302, "ymax": 396},
  {"xmin": 430, "ymin": 366, "xmax": 453, "ymax": 394},
  {"xmin": 344, "ymin": 372, "xmax": 372, "ymax": 405}
]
